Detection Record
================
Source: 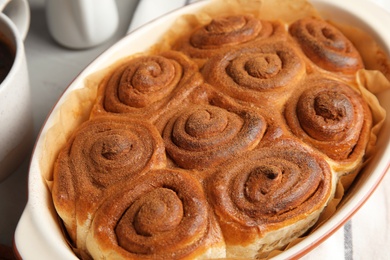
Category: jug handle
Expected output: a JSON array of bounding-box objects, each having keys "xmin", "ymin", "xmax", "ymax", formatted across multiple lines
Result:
[{"xmin": 0, "ymin": 0, "xmax": 30, "ymax": 40}]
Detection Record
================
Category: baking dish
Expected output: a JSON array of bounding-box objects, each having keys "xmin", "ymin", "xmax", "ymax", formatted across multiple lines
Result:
[{"xmin": 14, "ymin": 0, "xmax": 390, "ymax": 259}]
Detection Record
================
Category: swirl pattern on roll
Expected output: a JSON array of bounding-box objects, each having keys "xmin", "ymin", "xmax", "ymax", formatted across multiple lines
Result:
[
  {"xmin": 206, "ymin": 141, "xmax": 332, "ymax": 246},
  {"xmin": 101, "ymin": 51, "xmax": 197, "ymax": 115},
  {"xmin": 175, "ymin": 15, "xmax": 286, "ymax": 60},
  {"xmin": 163, "ymin": 103, "xmax": 266, "ymax": 170},
  {"xmin": 202, "ymin": 41, "xmax": 305, "ymax": 104},
  {"xmin": 54, "ymin": 116, "xmax": 166, "ymax": 189},
  {"xmin": 289, "ymin": 17, "xmax": 364, "ymax": 74},
  {"xmin": 87, "ymin": 169, "xmax": 225, "ymax": 259},
  {"xmin": 284, "ymin": 77, "xmax": 372, "ymax": 160}
]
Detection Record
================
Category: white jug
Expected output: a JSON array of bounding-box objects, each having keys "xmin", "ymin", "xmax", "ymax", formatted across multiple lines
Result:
[{"xmin": 45, "ymin": 0, "xmax": 119, "ymax": 49}]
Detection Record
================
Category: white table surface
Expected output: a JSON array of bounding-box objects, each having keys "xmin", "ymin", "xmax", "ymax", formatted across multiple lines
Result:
[{"xmin": 1, "ymin": 0, "xmax": 390, "ymax": 259}]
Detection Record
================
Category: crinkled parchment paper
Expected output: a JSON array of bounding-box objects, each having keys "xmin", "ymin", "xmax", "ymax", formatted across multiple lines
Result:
[{"xmin": 40, "ymin": 0, "xmax": 390, "ymax": 258}]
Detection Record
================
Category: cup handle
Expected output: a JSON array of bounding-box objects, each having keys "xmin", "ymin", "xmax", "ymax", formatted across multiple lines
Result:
[{"xmin": 0, "ymin": 0, "xmax": 30, "ymax": 40}]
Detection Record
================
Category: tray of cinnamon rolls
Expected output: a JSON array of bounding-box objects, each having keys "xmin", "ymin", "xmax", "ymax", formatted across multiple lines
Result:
[{"xmin": 14, "ymin": 0, "xmax": 390, "ymax": 259}]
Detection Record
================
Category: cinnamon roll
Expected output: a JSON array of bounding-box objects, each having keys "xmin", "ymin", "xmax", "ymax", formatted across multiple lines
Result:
[
  {"xmin": 174, "ymin": 14, "xmax": 285, "ymax": 63},
  {"xmin": 52, "ymin": 116, "xmax": 166, "ymax": 249},
  {"xmin": 92, "ymin": 51, "xmax": 198, "ymax": 119},
  {"xmin": 289, "ymin": 17, "xmax": 364, "ymax": 74},
  {"xmin": 162, "ymin": 100, "xmax": 267, "ymax": 170},
  {"xmin": 206, "ymin": 140, "xmax": 332, "ymax": 258},
  {"xmin": 86, "ymin": 169, "xmax": 226, "ymax": 259},
  {"xmin": 202, "ymin": 41, "xmax": 306, "ymax": 105},
  {"xmin": 284, "ymin": 76, "xmax": 372, "ymax": 164}
]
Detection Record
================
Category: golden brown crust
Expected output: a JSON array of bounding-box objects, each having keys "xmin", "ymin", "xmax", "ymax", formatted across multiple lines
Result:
[
  {"xmin": 284, "ymin": 76, "xmax": 372, "ymax": 161},
  {"xmin": 205, "ymin": 140, "xmax": 332, "ymax": 252},
  {"xmin": 201, "ymin": 41, "xmax": 306, "ymax": 106},
  {"xmin": 91, "ymin": 51, "xmax": 198, "ymax": 120},
  {"xmin": 86, "ymin": 169, "xmax": 225, "ymax": 259},
  {"xmin": 190, "ymin": 15, "xmax": 263, "ymax": 49},
  {"xmin": 174, "ymin": 15, "xmax": 286, "ymax": 65},
  {"xmin": 162, "ymin": 100, "xmax": 267, "ymax": 170},
  {"xmin": 289, "ymin": 17, "xmax": 364, "ymax": 74}
]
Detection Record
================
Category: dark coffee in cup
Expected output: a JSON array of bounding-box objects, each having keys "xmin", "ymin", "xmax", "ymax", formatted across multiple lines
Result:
[{"xmin": 0, "ymin": 33, "xmax": 15, "ymax": 83}]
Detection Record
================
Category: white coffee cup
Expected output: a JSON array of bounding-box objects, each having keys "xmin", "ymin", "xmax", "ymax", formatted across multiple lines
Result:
[{"xmin": 0, "ymin": 0, "xmax": 32, "ymax": 182}]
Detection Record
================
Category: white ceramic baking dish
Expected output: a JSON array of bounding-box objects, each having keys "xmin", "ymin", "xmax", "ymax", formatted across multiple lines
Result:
[{"xmin": 14, "ymin": 0, "xmax": 390, "ymax": 259}]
